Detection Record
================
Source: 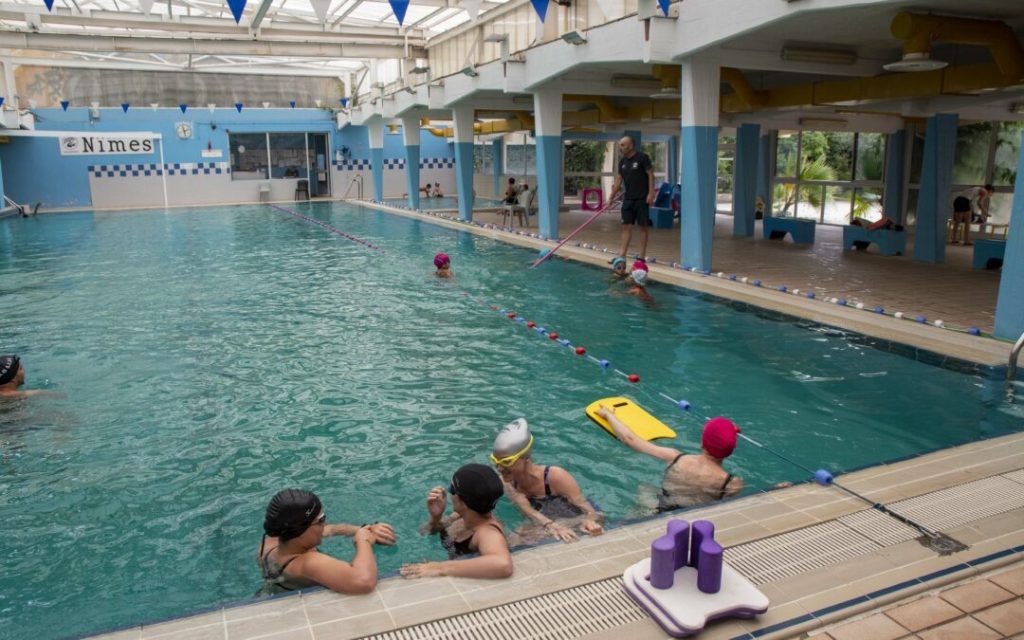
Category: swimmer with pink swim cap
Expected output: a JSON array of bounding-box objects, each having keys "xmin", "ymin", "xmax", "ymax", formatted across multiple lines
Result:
[{"xmin": 434, "ymin": 252, "xmax": 452, "ymax": 278}]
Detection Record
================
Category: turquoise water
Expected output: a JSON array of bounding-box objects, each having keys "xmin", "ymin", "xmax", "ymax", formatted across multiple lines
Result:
[{"xmin": 0, "ymin": 202, "xmax": 1019, "ymax": 639}]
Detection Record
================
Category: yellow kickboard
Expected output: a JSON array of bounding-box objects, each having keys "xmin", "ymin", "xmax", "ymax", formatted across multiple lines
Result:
[{"xmin": 585, "ymin": 397, "xmax": 676, "ymax": 441}]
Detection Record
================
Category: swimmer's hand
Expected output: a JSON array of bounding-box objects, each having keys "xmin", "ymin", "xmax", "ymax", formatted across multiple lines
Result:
[
  {"xmin": 368, "ymin": 522, "xmax": 397, "ymax": 545},
  {"xmin": 580, "ymin": 519, "xmax": 604, "ymax": 537},
  {"xmin": 596, "ymin": 403, "xmax": 615, "ymax": 420},
  {"xmin": 544, "ymin": 521, "xmax": 578, "ymax": 543},
  {"xmin": 401, "ymin": 562, "xmax": 443, "ymax": 579},
  {"xmin": 772, "ymin": 481, "xmax": 793, "ymax": 489},
  {"xmin": 426, "ymin": 486, "xmax": 448, "ymax": 520}
]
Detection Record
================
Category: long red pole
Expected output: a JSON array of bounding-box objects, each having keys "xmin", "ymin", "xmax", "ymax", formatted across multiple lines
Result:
[{"xmin": 529, "ymin": 195, "xmax": 622, "ymax": 269}]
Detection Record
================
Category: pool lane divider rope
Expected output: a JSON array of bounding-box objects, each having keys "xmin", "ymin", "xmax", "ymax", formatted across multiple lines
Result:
[
  {"xmin": 370, "ymin": 200, "xmax": 988, "ymax": 339},
  {"xmin": 269, "ymin": 204, "xmax": 386, "ymax": 254},
  {"xmin": 463, "ymin": 288, "xmax": 968, "ymax": 551}
]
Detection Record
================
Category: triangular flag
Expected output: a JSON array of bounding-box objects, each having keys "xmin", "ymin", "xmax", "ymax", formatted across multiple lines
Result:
[
  {"xmin": 227, "ymin": 0, "xmax": 247, "ymax": 24},
  {"xmin": 138, "ymin": 0, "xmax": 155, "ymax": 12},
  {"xmin": 289, "ymin": 100, "xmax": 296, "ymax": 108},
  {"xmin": 462, "ymin": 0, "xmax": 481, "ymax": 20},
  {"xmin": 0, "ymin": 97, "xmax": 6, "ymax": 108},
  {"xmin": 340, "ymin": 97, "xmax": 349, "ymax": 108},
  {"xmin": 235, "ymin": 102, "xmax": 243, "ymax": 112},
  {"xmin": 121, "ymin": 103, "xmax": 130, "ymax": 113},
  {"xmin": 43, "ymin": 0, "xmax": 54, "ymax": 11},
  {"xmin": 60, "ymin": 99, "xmax": 69, "ymax": 111},
  {"xmin": 388, "ymin": 0, "xmax": 409, "ymax": 25},
  {"xmin": 309, "ymin": 0, "xmax": 330, "ymax": 22},
  {"xmin": 529, "ymin": 0, "xmax": 548, "ymax": 22},
  {"xmin": 656, "ymin": 0, "xmax": 669, "ymax": 16},
  {"xmin": 179, "ymin": 103, "xmax": 187, "ymax": 113}
]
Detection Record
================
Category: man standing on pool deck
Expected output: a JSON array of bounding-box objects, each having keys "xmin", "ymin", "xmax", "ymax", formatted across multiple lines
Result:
[{"xmin": 608, "ymin": 136, "xmax": 656, "ymax": 261}]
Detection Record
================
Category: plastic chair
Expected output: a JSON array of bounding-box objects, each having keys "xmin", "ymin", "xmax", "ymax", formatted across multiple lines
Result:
[
  {"xmin": 295, "ymin": 179, "xmax": 310, "ymax": 201},
  {"xmin": 501, "ymin": 186, "xmax": 528, "ymax": 227},
  {"xmin": 258, "ymin": 181, "xmax": 271, "ymax": 203}
]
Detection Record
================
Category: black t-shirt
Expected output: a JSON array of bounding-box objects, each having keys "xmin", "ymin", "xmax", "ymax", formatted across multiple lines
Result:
[{"xmin": 618, "ymin": 151, "xmax": 653, "ymax": 199}]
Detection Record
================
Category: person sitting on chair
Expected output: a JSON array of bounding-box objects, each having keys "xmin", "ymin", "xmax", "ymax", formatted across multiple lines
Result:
[
  {"xmin": 503, "ymin": 178, "xmax": 520, "ymax": 205},
  {"xmin": 431, "ymin": 182, "xmax": 445, "ymax": 198}
]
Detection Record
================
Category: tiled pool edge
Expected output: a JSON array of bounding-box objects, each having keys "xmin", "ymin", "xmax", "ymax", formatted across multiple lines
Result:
[{"xmin": 356, "ymin": 200, "xmax": 1011, "ymax": 368}]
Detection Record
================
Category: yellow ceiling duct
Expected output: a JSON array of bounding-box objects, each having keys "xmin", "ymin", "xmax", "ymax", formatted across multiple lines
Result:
[
  {"xmin": 889, "ymin": 11, "xmax": 1024, "ymax": 79},
  {"xmin": 564, "ymin": 95, "xmax": 627, "ymax": 123},
  {"xmin": 720, "ymin": 67, "xmax": 767, "ymax": 110}
]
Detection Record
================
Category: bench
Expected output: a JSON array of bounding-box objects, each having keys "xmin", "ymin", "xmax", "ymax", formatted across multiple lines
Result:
[
  {"xmin": 842, "ymin": 225, "xmax": 907, "ymax": 256},
  {"xmin": 973, "ymin": 238, "xmax": 1006, "ymax": 270},
  {"xmin": 763, "ymin": 216, "xmax": 816, "ymax": 244}
]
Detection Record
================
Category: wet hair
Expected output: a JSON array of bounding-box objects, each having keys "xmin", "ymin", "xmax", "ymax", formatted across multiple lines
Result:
[
  {"xmin": 264, "ymin": 489, "xmax": 322, "ymax": 542},
  {"xmin": 984, "ymin": 184, "xmax": 994, "ymax": 193}
]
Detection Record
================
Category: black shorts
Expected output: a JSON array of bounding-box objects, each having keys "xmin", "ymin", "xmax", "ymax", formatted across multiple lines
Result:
[
  {"xmin": 621, "ymin": 199, "xmax": 650, "ymax": 226},
  {"xmin": 953, "ymin": 196, "xmax": 971, "ymax": 213}
]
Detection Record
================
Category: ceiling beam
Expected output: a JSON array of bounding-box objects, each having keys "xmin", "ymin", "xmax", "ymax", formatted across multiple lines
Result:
[
  {"xmin": 249, "ymin": 0, "xmax": 275, "ymax": 31},
  {"xmin": 9, "ymin": 55, "xmax": 354, "ymax": 76},
  {"xmin": 0, "ymin": 31, "xmax": 424, "ymax": 58}
]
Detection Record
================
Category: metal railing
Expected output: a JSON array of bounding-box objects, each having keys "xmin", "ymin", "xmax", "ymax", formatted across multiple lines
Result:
[{"xmin": 342, "ymin": 174, "xmax": 363, "ymax": 200}]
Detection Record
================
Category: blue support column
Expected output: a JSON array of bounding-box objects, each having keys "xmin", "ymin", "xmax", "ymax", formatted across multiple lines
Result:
[
  {"xmin": 732, "ymin": 123, "xmax": 760, "ymax": 237},
  {"xmin": 912, "ymin": 113, "xmax": 958, "ymax": 263},
  {"xmin": 756, "ymin": 133, "xmax": 772, "ymax": 214},
  {"xmin": 534, "ymin": 90, "xmax": 563, "ymax": 240},
  {"xmin": 492, "ymin": 139, "xmax": 504, "ymax": 197},
  {"xmin": 368, "ymin": 119, "xmax": 384, "ymax": 201},
  {"xmin": 452, "ymin": 105, "xmax": 474, "ymax": 221},
  {"xmin": 679, "ymin": 58, "xmax": 720, "ymax": 271},
  {"xmin": 994, "ymin": 130, "xmax": 1024, "ymax": 340},
  {"xmin": 883, "ymin": 128, "xmax": 906, "ymax": 223},
  {"xmin": 402, "ymin": 114, "xmax": 421, "ymax": 209}
]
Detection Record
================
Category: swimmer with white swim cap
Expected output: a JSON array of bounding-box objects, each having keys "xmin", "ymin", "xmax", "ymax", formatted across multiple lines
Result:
[
  {"xmin": 625, "ymin": 260, "xmax": 654, "ymax": 303},
  {"xmin": 490, "ymin": 418, "xmax": 604, "ymax": 543}
]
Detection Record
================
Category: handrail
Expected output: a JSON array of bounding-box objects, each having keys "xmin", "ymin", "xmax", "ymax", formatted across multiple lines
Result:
[
  {"xmin": 342, "ymin": 174, "xmax": 363, "ymax": 200},
  {"xmin": 1010, "ymin": 331, "xmax": 1024, "ymax": 380}
]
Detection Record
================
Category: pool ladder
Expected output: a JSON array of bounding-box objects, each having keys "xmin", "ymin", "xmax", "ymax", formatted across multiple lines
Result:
[{"xmin": 343, "ymin": 174, "xmax": 363, "ymax": 200}]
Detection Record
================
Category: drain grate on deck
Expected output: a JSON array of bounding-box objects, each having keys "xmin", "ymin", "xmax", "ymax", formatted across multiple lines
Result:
[
  {"xmin": 1003, "ymin": 469, "xmax": 1024, "ymax": 486},
  {"xmin": 838, "ymin": 508, "xmax": 921, "ymax": 546},
  {"xmin": 724, "ymin": 520, "xmax": 881, "ymax": 585},
  {"xmin": 359, "ymin": 578, "xmax": 645, "ymax": 640},
  {"xmin": 887, "ymin": 475, "xmax": 1024, "ymax": 533}
]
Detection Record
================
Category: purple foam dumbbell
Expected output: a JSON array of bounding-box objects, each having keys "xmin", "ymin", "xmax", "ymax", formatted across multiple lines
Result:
[
  {"xmin": 650, "ymin": 534, "xmax": 677, "ymax": 590},
  {"xmin": 667, "ymin": 520, "xmax": 690, "ymax": 571},
  {"xmin": 689, "ymin": 520, "xmax": 715, "ymax": 569},
  {"xmin": 697, "ymin": 539, "xmax": 724, "ymax": 594}
]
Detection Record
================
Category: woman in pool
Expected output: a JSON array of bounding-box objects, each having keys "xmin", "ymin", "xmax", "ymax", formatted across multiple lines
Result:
[
  {"xmin": 597, "ymin": 405, "xmax": 745, "ymax": 510},
  {"xmin": 257, "ymin": 488, "xmax": 396, "ymax": 595},
  {"xmin": 433, "ymin": 252, "xmax": 452, "ymax": 278},
  {"xmin": 491, "ymin": 418, "xmax": 603, "ymax": 544},
  {"xmin": 610, "ymin": 257, "xmax": 629, "ymax": 279},
  {"xmin": 401, "ymin": 464, "xmax": 512, "ymax": 579}
]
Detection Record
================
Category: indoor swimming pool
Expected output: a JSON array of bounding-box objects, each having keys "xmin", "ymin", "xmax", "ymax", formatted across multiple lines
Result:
[{"xmin": 0, "ymin": 202, "xmax": 1019, "ymax": 639}]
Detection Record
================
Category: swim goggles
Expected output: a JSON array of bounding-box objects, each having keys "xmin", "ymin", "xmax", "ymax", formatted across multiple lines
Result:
[{"xmin": 488, "ymin": 435, "xmax": 534, "ymax": 467}]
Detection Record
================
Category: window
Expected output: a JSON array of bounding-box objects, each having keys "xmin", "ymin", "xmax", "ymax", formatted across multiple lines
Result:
[
  {"xmin": 771, "ymin": 130, "xmax": 887, "ymax": 224},
  {"xmin": 473, "ymin": 143, "xmax": 494, "ymax": 174},
  {"xmin": 269, "ymin": 133, "xmax": 307, "ymax": 179},
  {"xmin": 230, "ymin": 133, "xmax": 269, "ymax": 180},
  {"xmin": 505, "ymin": 136, "xmax": 537, "ymax": 175},
  {"xmin": 953, "ymin": 122, "xmax": 991, "ymax": 185},
  {"xmin": 563, "ymin": 139, "xmax": 609, "ymax": 196}
]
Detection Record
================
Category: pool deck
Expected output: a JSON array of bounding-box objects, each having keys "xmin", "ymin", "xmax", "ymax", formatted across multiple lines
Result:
[
  {"xmin": 85, "ymin": 200, "xmax": 1024, "ymax": 640},
  {"xmin": 361, "ymin": 201, "xmax": 1011, "ymax": 367},
  {"xmin": 89, "ymin": 431, "xmax": 1024, "ymax": 640}
]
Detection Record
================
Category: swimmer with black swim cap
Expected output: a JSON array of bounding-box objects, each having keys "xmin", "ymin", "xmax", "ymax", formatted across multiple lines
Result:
[
  {"xmin": 401, "ymin": 464, "xmax": 513, "ymax": 580},
  {"xmin": 491, "ymin": 418, "xmax": 603, "ymax": 544},
  {"xmin": 0, "ymin": 355, "xmax": 55, "ymax": 399},
  {"xmin": 257, "ymin": 488, "xmax": 396, "ymax": 595}
]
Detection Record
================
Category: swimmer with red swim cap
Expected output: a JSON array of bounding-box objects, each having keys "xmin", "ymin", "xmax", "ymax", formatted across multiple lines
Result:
[
  {"xmin": 433, "ymin": 252, "xmax": 452, "ymax": 278},
  {"xmin": 597, "ymin": 404, "xmax": 746, "ymax": 511}
]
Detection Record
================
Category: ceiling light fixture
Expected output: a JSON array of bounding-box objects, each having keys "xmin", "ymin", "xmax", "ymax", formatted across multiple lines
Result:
[
  {"xmin": 561, "ymin": 30, "xmax": 587, "ymax": 45},
  {"xmin": 883, "ymin": 52, "xmax": 948, "ymax": 72},
  {"xmin": 460, "ymin": 66, "xmax": 479, "ymax": 77},
  {"xmin": 780, "ymin": 46, "xmax": 858, "ymax": 65}
]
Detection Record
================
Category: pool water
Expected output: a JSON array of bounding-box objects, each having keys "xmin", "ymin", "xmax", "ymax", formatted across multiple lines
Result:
[{"xmin": 0, "ymin": 202, "xmax": 1019, "ymax": 639}]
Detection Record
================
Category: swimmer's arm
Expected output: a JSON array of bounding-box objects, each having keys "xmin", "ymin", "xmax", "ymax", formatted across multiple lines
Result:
[
  {"xmin": 548, "ymin": 468, "xmax": 602, "ymax": 522},
  {"xmin": 504, "ymin": 484, "xmax": 549, "ymax": 526},
  {"xmin": 599, "ymin": 405, "xmax": 680, "ymax": 463},
  {"xmin": 325, "ymin": 523, "xmax": 396, "ymax": 545},
  {"xmin": 439, "ymin": 528, "xmax": 514, "ymax": 579},
  {"xmin": 299, "ymin": 529, "xmax": 379, "ymax": 594}
]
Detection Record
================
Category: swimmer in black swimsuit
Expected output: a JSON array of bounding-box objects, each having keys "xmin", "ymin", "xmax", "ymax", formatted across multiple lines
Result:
[
  {"xmin": 401, "ymin": 464, "xmax": 513, "ymax": 579},
  {"xmin": 490, "ymin": 418, "xmax": 603, "ymax": 543},
  {"xmin": 596, "ymin": 404, "xmax": 747, "ymax": 511},
  {"xmin": 257, "ymin": 488, "xmax": 396, "ymax": 595}
]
